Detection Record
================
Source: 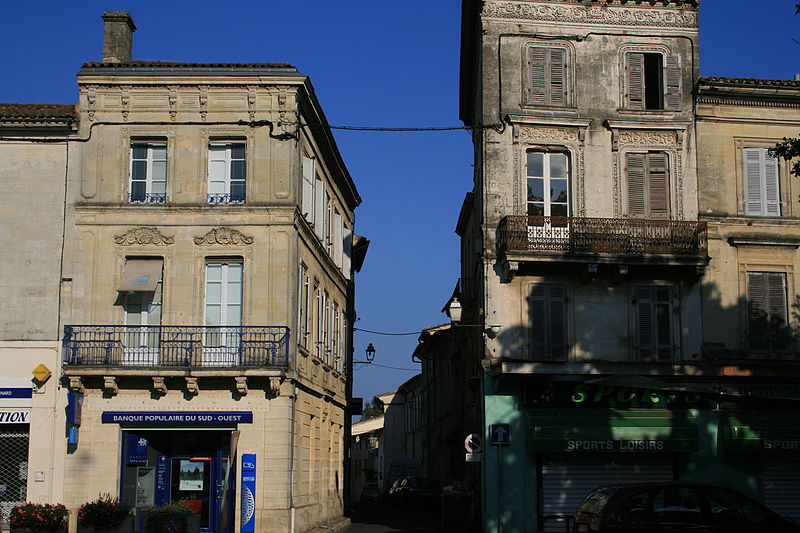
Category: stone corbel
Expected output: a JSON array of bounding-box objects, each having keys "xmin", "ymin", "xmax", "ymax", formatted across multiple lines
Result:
[
  {"xmin": 152, "ymin": 377, "xmax": 168, "ymax": 396},
  {"xmin": 185, "ymin": 377, "xmax": 199, "ymax": 395},
  {"xmin": 268, "ymin": 376, "xmax": 283, "ymax": 397},
  {"xmin": 68, "ymin": 376, "xmax": 84, "ymax": 394},
  {"xmin": 103, "ymin": 376, "xmax": 119, "ymax": 396},
  {"xmin": 611, "ymin": 129, "xmax": 620, "ymax": 151},
  {"xmin": 677, "ymin": 131, "xmax": 685, "ymax": 150},
  {"xmin": 235, "ymin": 376, "xmax": 248, "ymax": 396}
]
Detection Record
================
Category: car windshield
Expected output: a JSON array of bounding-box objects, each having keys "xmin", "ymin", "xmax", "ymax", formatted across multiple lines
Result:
[{"xmin": 578, "ymin": 489, "xmax": 613, "ymax": 515}]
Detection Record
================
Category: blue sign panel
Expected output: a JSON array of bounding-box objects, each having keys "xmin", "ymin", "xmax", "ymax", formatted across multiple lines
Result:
[
  {"xmin": 490, "ymin": 423, "xmax": 511, "ymax": 445},
  {"xmin": 126, "ymin": 433, "xmax": 149, "ymax": 466},
  {"xmin": 155, "ymin": 455, "xmax": 169, "ymax": 507},
  {"xmin": 67, "ymin": 392, "xmax": 84, "ymax": 426},
  {"xmin": 241, "ymin": 454, "xmax": 256, "ymax": 533},
  {"xmin": 0, "ymin": 388, "xmax": 32, "ymax": 399},
  {"xmin": 102, "ymin": 412, "xmax": 253, "ymax": 424}
]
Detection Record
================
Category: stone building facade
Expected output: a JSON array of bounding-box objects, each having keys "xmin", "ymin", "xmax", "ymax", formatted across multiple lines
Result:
[
  {"xmin": 457, "ymin": 1, "xmax": 800, "ymax": 532},
  {"xmin": 1, "ymin": 11, "xmax": 363, "ymax": 533}
]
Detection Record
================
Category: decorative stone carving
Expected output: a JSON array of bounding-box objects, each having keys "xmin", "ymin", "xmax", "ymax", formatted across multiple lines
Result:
[
  {"xmin": 169, "ymin": 86, "xmax": 178, "ymax": 121},
  {"xmin": 269, "ymin": 376, "xmax": 282, "ymax": 397},
  {"xmin": 121, "ymin": 86, "xmax": 130, "ymax": 121},
  {"xmin": 248, "ymin": 87, "xmax": 257, "ymax": 121},
  {"xmin": 103, "ymin": 376, "xmax": 119, "ymax": 396},
  {"xmin": 518, "ymin": 126, "xmax": 579, "ymax": 143},
  {"xmin": 235, "ymin": 376, "xmax": 248, "ymax": 396},
  {"xmin": 86, "ymin": 86, "xmax": 97, "ymax": 121},
  {"xmin": 194, "ymin": 227, "xmax": 254, "ymax": 246},
  {"xmin": 618, "ymin": 130, "xmax": 676, "ymax": 147},
  {"xmin": 68, "ymin": 376, "xmax": 85, "ymax": 394},
  {"xmin": 185, "ymin": 377, "xmax": 199, "ymax": 395},
  {"xmin": 152, "ymin": 377, "xmax": 168, "ymax": 395},
  {"xmin": 199, "ymin": 86, "xmax": 208, "ymax": 121},
  {"xmin": 482, "ymin": 2, "xmax": 698, "ymax": 29},
  {"xmin": 115, "ymin": 227, "xmax": 175, "ymax": 246}
]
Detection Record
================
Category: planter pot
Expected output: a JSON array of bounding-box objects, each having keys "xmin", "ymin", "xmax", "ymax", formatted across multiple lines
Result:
[{"xmin": 77, "ymin": 515, "xmax": 135, "ymax": 533}]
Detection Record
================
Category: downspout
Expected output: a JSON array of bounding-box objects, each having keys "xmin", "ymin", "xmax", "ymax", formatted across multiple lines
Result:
[{"xmin": 289, "ymin": 380, "xmax": 297, "ymax": 533}]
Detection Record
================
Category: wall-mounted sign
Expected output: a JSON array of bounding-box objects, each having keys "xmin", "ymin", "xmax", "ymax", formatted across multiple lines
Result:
[
  {"xmin": 179, "ymin": 460, "xmax": 205, "ymax": 491},
  {"xmin": 102, "ymin": 412, "xmax": 253, "ymax": 424},
  {"xmin": 0, "ymin": 410, "xmax": 30, "ymax": 424},
  {"xmin": 32, "ymin": 364, "xmax": 51, "ymax": 383},
  {"xmin": 126, "ymin": 433, "xmax": 149, "ymax": 466},
  {"xmin": 0, "ymin": 382, "xmax": 32, "ymax": 408},
  {"xmin": 155, "ymin": 455, "xmax": 169, "ymax": 507},
  {"xmin": 136, "ymin": 467, "xmax": 155, "ymax": 507},
  {"xmin": 241, "ymin": 454, "xmax": 256, "ymax": 533}
]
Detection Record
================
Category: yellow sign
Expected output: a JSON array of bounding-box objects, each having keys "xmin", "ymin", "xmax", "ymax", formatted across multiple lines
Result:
[{"xmin": 32, "ymin": 364, "xmax": 51, "ymax": 382}]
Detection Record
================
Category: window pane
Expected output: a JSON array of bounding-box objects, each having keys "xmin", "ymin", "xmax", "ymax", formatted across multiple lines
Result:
[
  {"xmin": 227, "ymin": 305, "xmax": 242, "ymax": 325},
  {"xmin": 227, "ymin": 283, "xmax": 242, "ymax": 305},
  {"xmin": 227, "ymin": 264, "xmax": 242, "ymax": 282},
  {"xmin": 550, "ymin": 203, "xmax": 568, "ymax": 217},
  {"xmin": 230, "ymin": 182, "xmax": 246, "ymax": 197},
  {"xmin": 132, "ymin": 161, "xmax": 147, "ymax": 180},
  {"xmin": 132, "ymin": 146, "xmax": 148, "ymax": 159},
  {"xmin": 205, "ymin": 305, "xmax": 221, "ymax": 326},
  {"xmin": 551, "ymin": 179, "xmax": 568, "ymax": 202},
  {"xmin": 528, "ymin": 179, "xmax": 544, "ymax": 202},
  {"xmin": 152, "ymin": 146, "xmax": 167, "ymax": 160},
  {"xmin": 207, "ymin": 264, "xmax": 222, "ymax": 281},
  {"xmin": 206, "ymin": 282, "xmax": 222, "ymax": 304},
  {"xmin": 151, "ymin": 181, "xmax": 166, "ymax": 194},
  {"xmin": 130, "ymin": 181, "xmax": 146, "ymax": 196},
  {"xmin": 209, "ymin": 160, "xmax": 226, "ymax": 181},
  {"xmin": 152, "ymin": 161, "xmax": 167, "ymax": 181},
  {"xmin": 527, "ymin": 152, "xmax": 544, "ymax": 177},
  {"xmin": 550, "ymin": 154, "xmax": 568, "ymax": 177},
  {"xmin": 230, "ymin": 145, "xmax": 245, "ymax": 160},
  {"xmin": 230, "ymin": 160, "xmax": 245, "ymax": 180},
  {"xmin": 527, "ymin": 203, "xmax": 544, "ymax": 216}
]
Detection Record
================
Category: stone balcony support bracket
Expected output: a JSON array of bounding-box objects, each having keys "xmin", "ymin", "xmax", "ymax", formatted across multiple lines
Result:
[
  {"xmin": 235, "ymin": 376, "xmax": 248, "ymax": 396},
  {"xmin": 103, "ymin": 376, "xmax": 119, "ymax": 396},
  {"xmin": 269, "ymin": 376, "xmax": 282, "ymax": 396},
  {"xmin": 185, "ymin": 377, "xmax": 199, "ymax": 395},
  {"xmin": 152, "ymin": 377, "xmax": 168, "ymax": 396}
]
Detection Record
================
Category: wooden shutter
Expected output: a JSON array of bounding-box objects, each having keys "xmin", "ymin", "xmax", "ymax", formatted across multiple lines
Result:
[
  {"xmin": 528, "ymin": 47, "xmax": 547, "ymax": 106},
  {"xmin": 626, "ymin": 153, "xmax": 646, "ymax": 216},
  {"xmin": 744, "ymin": 148, "xmax": 765, "ymax": 215},
  {"xmin": 626, "ymin": 52, "xmax": 645, "ymax": 110},
  {"xmin": 548, "ymin": 48, "xmax": 566, "ymax": 106},
  {"xmin": 530, "ymin": 284, "xmax": 568, "ymax": 360},
  {"xmin": 767, "ymin": 273, "xmax": 788, "ymax": 352},
  {"xmin": 664, "ymin": 54, "xmax": 682, "ymax": 111},
  {"xmin": 302, "ymin": 156, "xmax": 315, "ymax": 219},
  {"xmin": 749, "ymin": 272, "xmax": 789, "ymax": 354},
  {"xmin": 333, "ymin": 212, "xmax": 343, "ymax": 268},
  {"xmin": 747, "ymin": 272, "xmax": 769, "ymax": 351},
  {"xmin": 343, "ymin": 224, "xmax": 352, "ymax": 280},
  {"xmin": 647, "ymin": 152, "xmax": 670, "ymax": 218},
  {"xmin": 636, "ymin": 287, "xmax": 655, "ymax": 360},
  {"xmin": 314, "ymin": 179, "xmax": 325, "ymax": 240},
  {"xmin": 764, "ymin": 152, "xmax": 781, "ymax": 216}
]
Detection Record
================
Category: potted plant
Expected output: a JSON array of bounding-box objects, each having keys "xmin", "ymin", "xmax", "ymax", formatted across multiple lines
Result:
[
  {"xmin": 9, "ymin": 503, "xmax": 69, "ymax": 533},
  {"xmin": 144, "ymin": 502, "xmax": 199, "ymax": 533},
  {"xmin": 77, "ymin": 495, "xmax": 133, "ymax": 533}
]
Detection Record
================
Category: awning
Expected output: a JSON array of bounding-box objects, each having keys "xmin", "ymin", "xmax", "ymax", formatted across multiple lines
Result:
[
  {"xmin": 527, "ymin": 408, "xmax": 699, "ymax": 453},
  {"xmin": 118, "ymin": 259, "xmax": 162, "ymax": 291}
]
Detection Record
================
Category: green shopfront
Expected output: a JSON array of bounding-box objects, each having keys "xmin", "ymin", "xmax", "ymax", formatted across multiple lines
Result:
[{"xmin": 481, "ymin": 377, "xmax": 800, "ymax": 533}]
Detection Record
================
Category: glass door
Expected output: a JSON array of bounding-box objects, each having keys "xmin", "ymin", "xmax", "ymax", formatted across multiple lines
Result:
[
  {"xmin": 170, "ymin": 456, "xmax": 215, "ymax": 531},
  {"xmin": 527, "ymin": 151, "xmax": 570, "ymax": 243}
]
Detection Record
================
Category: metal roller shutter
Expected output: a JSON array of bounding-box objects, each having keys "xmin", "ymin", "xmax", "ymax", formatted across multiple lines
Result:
[
  {"xmin": 540, "ymin": 454, "xmax": 675, "ymax": 533},
  {"xmin": 0, "ymin": 425, "xmax": 29, "ymax": 528},
  {"xmin": 762, "ymin": 459, "xmax": 800, "ymax": 521}
]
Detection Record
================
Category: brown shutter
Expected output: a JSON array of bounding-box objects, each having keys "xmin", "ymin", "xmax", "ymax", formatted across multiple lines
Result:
[
  {"xmin": 767, "ymin": 273, "xmax": 788, "ymax": 353},
  {"xmin": 529, "ymin": 47, "xmax": 547, "ymax": 106},
  {"xmin": 647, "ymin": 152, "xmax": 670, "ymax": 218},
  {"xmin": 548, "ymin": 48, "xmax": 566, "ymax": 106},
  {"xmin": 636, "ymin": 287, "xmax": 655, "ymax": 360},
  {"xmin": 626, "ymin": 153, "xmax": 646, "ymax": 217},
  {"xmin": 530, "ymin": 284, "xmax": 546, "ymax": 358},
  {"xmin": 664, "ymin": 54, "xmax": 682, "ymax": 111},
  {"xmin": 627, "ymin": 52, "xmax": 645, "ymax": 110},
  {"xmin": 548, "ymin": 284, "xmax": 567, "ymax": 359},
  {"xmin": 748, "ymin": 272, "xmax": 770, "ymax": 351},
  {"xmin": 654, "ymin": 288, "xmax": 672, "ymax": 361}
]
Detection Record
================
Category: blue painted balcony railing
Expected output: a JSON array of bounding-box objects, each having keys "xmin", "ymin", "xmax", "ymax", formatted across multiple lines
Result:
[
  {"xmin": 207, "ymin": 193, "xmax": 245, "ymax": 204},
  {"xmin": 63, "ymin": 325, "xmax": 289, "ymax": 368},
  {"xmin": 128, "ymin": 193, "xmax": 166, "ymax": 204}
]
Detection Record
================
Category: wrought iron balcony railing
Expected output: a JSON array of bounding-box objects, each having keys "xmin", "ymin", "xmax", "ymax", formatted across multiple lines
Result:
[
  {"xmin": 63, "ymin": 325, "xmax": 289, "ymax": 368},
  {"xmin": 207, "ymin": 193, "xmax": 245, "ymax": 205},
  {"xmin": 128, "ymin": 193, "xmax": 166, "ymax": 204},
  {"xmin": 498, "ymin": 216, "xmax": 707, "ymax": 258}
]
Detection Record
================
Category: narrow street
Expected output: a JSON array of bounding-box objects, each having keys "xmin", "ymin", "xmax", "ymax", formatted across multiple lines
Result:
[{"xmin": 344, "ymin": 502, "xmax": 441, "ymax": 533}]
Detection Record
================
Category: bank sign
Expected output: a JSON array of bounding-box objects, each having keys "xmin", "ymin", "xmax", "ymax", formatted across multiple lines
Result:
[{"xmin": 102, "ymin": 412, "xmax": 253, "ymax": 424}]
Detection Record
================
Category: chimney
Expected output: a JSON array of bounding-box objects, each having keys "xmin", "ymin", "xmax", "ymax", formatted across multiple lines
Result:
[{"xmin": 102, "ymin": 11, "xmax": 136, "ymax": 63}]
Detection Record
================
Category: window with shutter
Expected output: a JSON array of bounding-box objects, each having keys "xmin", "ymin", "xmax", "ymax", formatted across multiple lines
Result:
[
  {"xmin": 635, "ymin": 286, "xmax": 674, "ymax": 361},
  {"xmin": 529, "ymin": 284, "xmax": 569, "ymax": 360},
  {"xmin": 527, "ymin": 46, "xmax": 568, "ymax": 107},
  {"xmin": 747, "ymin": 272, "xmax": 789, "ymax": 355},
  {"xmin": 743, "ymin": 147, "xmax": 781, "ymax": 216},
  {"xmin": 626, "ymin": 152, "xmax": 670, "ymax": 218},
  {"xmin": 302, "ymin": 156, "xmax": 315, "ymax": 220},
  {"xmin": 625, "ymin": 51, "xmax": 679, "ymax": 111}
]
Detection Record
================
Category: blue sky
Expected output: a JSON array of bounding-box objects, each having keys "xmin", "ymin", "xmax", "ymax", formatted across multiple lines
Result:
[{"xmin": 1, "ymin": 1, "xmax": 797, "ymax": 404}]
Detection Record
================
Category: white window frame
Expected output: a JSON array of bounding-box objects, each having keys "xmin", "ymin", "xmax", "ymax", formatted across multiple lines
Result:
[
  {"xmin": 204, "ymin": 261, "xmax": 243, "ymax": 366},
  {"xmin": 298, "ymin": 263, "xmax": 310, "ymax": 351},
  {"xmin": 123, "ymin": 274, "xmax": 162, "ymax": 365},
  {"xmin": 207, "ymin": 143, "xmax": 246, "ymax": 204},
  {"xmin": 130, "ymin": 143, "xmax": 167, "ymax": 204}
]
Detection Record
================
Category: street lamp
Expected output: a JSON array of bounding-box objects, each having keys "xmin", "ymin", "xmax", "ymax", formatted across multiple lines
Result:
[
  {"xmin": 365, "ymin": 343, "xmax": 376, "ymax": 363},
  {"xmin": 446, "ymin": 297, "xmax": 501, "ymax": 338}
]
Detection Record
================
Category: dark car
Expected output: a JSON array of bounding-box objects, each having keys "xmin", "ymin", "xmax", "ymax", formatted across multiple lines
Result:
[
  {"xmin": 394, "ymin": 476, "xmax": 442, "ymax": 507},
  {"xmin": 573, "ymin": 481, "xmax": 800, "ymax": 533}
]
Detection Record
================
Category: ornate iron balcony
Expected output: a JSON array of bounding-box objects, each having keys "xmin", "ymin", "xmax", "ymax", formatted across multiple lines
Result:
[
  {"xmin": 207, "ymin": 193, "xmax": 245, "ymax": 205},
  {"xmin": 62, "ymin": 325, "xmax": 289, "ymax": 368},
  {"xmin": 129, "ymin": 193, "xmax": 166, "ymax": 204},
  {"xmin": 498, "ymin": 216, "xmax": 707, "ymax": 258}
]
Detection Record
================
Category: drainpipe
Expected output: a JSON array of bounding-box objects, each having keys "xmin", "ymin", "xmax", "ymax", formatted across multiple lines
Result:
[{"xmin": 289, "ymin": 380, "xmax": 297, "ymax": 533}]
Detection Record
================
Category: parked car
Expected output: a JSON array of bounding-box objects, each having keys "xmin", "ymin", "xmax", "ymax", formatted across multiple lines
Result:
[
  {"xmin": 359, "ymin": 485, "xmax": 382, "ymax": 504},
  {"xmin": 394, "ymin": 476, "xmax": 442, "ymax": 507},
  {"xmin": 573, "ymin": 481, "xmax": 800, "ymax": 533}
]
